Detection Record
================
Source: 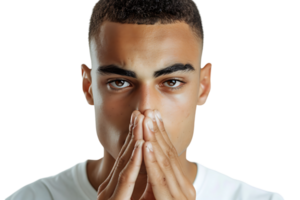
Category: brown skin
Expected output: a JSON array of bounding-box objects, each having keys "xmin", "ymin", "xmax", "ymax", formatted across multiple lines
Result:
[{"xmin": 81, "ymin": 20, "xmax": 212, "ymax": 198}]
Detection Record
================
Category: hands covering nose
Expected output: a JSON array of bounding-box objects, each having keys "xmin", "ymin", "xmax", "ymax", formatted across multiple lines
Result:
[
  {"xmin": 97, "ymin": 109, "xmax": 196, "ymax": 200},
  {"xmin": 139, "ymin": 109, "xmax": 196, "ymax": 200}
]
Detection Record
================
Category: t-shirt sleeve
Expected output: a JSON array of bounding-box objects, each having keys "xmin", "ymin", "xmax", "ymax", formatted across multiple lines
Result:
[{"xmin": 5, "ymin": 180, "xmax": 53, "ymax": 200}]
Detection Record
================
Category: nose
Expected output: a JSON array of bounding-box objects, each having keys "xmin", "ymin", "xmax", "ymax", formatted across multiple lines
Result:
[{"xmin": 133, "ymin": 83, "xmax": 159, "ymax": 114}]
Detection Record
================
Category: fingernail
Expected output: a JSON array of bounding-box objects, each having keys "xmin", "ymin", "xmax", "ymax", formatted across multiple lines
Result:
[
  {"xmin": 135, "ymin": 140, "xmax": 144, "ymax": 148},
  {"xmin": 148, "ymin": 110, "xmax": 156, "ymax": 122},
  {"xmin": 147, "ymin": 119, "xmax": 154, "ymax": 132},
  {"xmin": 134, "ymin": 114, "xmax": 139, "ymax": 127},
  {"xmin": 146, "ymin": 142, "xmax": 153, "ymax": 152},
  {"xmin": 130, "ymin": 112, "xmax": 135, "ymax": 125},
  {"xmin": 154, "ymin": 110, "xmax": 162, "ymax": 121}
]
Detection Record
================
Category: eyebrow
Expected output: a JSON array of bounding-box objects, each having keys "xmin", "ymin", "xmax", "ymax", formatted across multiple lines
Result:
[{"xmin": 97, "ymin": 63, "xmax": 195, "ymax": 78}]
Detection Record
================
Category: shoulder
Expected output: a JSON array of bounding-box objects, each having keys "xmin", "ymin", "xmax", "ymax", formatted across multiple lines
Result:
[{"xmin": 5, "ymin": 179, "xmax": 52, "ymax": 200}]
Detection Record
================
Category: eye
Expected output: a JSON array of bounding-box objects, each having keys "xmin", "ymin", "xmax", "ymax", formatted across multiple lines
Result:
[
  {"xmin": 107, "ymin": 79, "xmax": 185, "ymax": 90},
  {"xmin": 164, "ymin": 79, "xmax": 185, "ymax": 90},
  {"xmin": 107, "ymin": 79, "xmax": 128, "ymax": 90}
]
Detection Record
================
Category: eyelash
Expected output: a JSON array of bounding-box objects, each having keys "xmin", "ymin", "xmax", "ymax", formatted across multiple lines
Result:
[{"xmin": 107, "ymin": 79, "xmax": 186, "ymax": 91}]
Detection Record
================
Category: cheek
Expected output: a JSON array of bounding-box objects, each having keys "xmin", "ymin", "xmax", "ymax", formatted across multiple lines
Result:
[
  {"xmin": 95, "ymin": 110, "xmax": 129, "ymax": 159},
  {"xmin": 167, "ymin": 109, "xmax": 195, "ymax": 155}
]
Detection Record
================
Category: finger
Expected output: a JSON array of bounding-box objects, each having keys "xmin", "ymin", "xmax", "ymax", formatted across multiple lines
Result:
[
  {"xmin": 144, "ymin": 110, "xmax": 176, "ymax": 164},
  {"xmin": 119, "ymin": 110, "xmax": 143, "ymax": 159},
  {"xmin": 153, "ymin": 109, "xmax": 194, "ymax": 199},
  {"xmin": 104, "ymin": 113, "xmax": 145, "ymax": 198},
  {"xmin": 111, "ymin": 139, "xmax": 145, "ymax": 200},
  {"xmin": 132, "ymin": 111, "xmax": 144, "ymax": 142},
  {"xmin": 144, "ymin": 117, "xmax": 183, "ymax": 199},
  {"xmin": 153, "ymin": 109, "xmax": 173, "ymax": 147},
  {"xmin": 98, "ymin": 110, "xmax": 140, "ymax": 193},
  {"xmin": 144, "ymin": 110, "xmax": 180, "ymax": 170},
  {"xmin": 152, "ymin": 109, "xmax": 183, "ymax": 168}
]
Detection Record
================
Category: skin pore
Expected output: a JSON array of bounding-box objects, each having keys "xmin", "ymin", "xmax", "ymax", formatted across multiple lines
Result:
[{"xmin": 81, "ymin": 20, "xmax": 212, "ymax": 197}]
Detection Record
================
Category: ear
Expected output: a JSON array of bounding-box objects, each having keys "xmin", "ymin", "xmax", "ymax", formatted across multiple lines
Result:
[
  {"xmin": 81, "ymin": 64, "xmax": 94, "ymax": 105},
  {"xmin": 197, "ymin": 63, "xmax": 212, "ymax": 106}
]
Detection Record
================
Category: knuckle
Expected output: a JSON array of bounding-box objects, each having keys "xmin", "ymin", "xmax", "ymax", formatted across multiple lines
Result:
[
  {"xmin": 118, "ymin": 172, "xmax": 128, "ymax": 183},
  {"xmin": 158, "ymin": 176, "xmax": 168, "ymax": 186},
  {"xmin": 162, "ymin": 157, "xmax": 171, "ymax": 168},
  {"xmin": 116, "ymin": 157, "xmax": 126, "ymax": 169},
  {"xmin": 118, "ymin": 171, "xmax": 134, "ymax": 185},
  {"xmin": 166, "ymin": 146, "xmax": 176, "ymax": 160}
]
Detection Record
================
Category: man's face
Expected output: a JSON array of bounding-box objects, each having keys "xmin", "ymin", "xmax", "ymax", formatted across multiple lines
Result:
[{"xmin": 86, "ymin": 21, "xmax": 208, "ymax": 159}]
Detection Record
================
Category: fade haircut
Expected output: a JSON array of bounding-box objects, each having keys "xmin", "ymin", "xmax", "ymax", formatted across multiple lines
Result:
[{"xmin": 86, "ymin": 0, "xmax": 206, "ymax": 66}]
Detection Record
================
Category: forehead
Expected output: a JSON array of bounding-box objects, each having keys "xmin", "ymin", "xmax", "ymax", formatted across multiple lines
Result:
[{"xmin": 90, "ymin": 21, "xmax": 201, "ymax": 69}]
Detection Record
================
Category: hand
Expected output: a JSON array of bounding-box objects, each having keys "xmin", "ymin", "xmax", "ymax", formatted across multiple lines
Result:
[
  {"xmin": 140, "ymin": 109, "xmax": 196, "ymax": 200},
  {"xmin": 97, "ymin": 110, "xmax": 145, "ymax": 200}
]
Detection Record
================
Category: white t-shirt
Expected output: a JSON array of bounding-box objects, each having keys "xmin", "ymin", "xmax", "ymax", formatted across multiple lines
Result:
[{"xmin": 6, "ymin": 160, "xmax": 284, "ymax": 200}]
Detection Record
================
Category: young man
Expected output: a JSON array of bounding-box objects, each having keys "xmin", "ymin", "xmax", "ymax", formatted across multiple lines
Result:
[
  {"xmin": 80, "ymin": 19, "xmax": 213, "ymax": 199},
  {"xmin": 6, "ymin": 0, "xmax": 284, "ymax": 200}
]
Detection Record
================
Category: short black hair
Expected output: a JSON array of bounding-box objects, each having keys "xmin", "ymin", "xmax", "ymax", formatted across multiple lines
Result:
[{"xmin": 88, "ymin": 0, "xmax": 204, "ymax": 46}]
